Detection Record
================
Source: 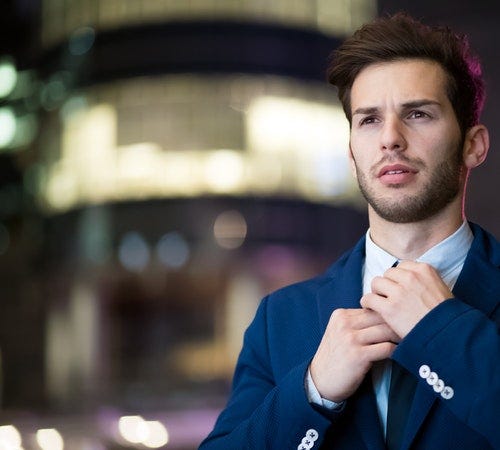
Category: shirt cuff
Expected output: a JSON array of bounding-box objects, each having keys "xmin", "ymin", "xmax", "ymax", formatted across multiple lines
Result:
[{"xmin": 305, "ymin": 368, "xmax": 345, "ymax": 411}]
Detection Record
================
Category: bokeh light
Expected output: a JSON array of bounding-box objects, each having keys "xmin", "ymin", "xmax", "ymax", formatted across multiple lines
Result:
[
  {"xmin": 156, "ymin": 232, "xmax": 190, "ymax": 269},
  {"xmin": 68, "ymin": 26, "xmax": 96, "ymax": 56},
  {"xmin": 0, "ymin": 424, "xmax": 22, "ymax": 449},
  {"xmin": 213, "ymin": 210, "xmax": 247, "ymax": 249},
  {"xmin": 0, "ymin": 107, "xmax": 17, "ymax": 148},
  {"xmin": 142, "ymin": 421, "xmax": 169, "ymax": 448},
  {"xmin": 36, "ymin": 428, "xmax": 64, "ymax": 450},
  {"xmin": 117, "ymin": 416, "xmax": 169, "ymax": 447},
  {"xmin": 118, "ymin": 232, "xmax": 151, "ymax": 272},
  {"xmin": 118, "ymin": 416, "xmax": 149, "ymax": 444},
  {"xmin": 0, "ymin": 57, "xmax": 17, "ymax": 98}
]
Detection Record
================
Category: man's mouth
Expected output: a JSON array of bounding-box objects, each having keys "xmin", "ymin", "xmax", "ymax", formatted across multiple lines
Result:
[
  {"xmin": 377, "ymin": 164, "xmax": 418, "ymax": 184},
  {"xmin": 378, "ymin": 164, "xmax": 417, "ymax": 177},
  {"xmin": 385, "ymin": 169, "xmax": 408, "ymax": 175}
]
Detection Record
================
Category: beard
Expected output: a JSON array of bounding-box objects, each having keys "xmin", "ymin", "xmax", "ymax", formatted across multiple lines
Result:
[{"xmin": 354, "ymin": 151, "xmax": 464, "ymax": 224}]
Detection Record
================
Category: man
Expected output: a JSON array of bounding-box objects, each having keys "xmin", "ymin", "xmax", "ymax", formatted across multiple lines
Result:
[{"xmin": 200, "ymin": 13, "xmax": 499, "ymax": 450}]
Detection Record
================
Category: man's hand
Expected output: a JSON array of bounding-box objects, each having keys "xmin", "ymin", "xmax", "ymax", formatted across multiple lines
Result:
[
  {"xmin": 309, "ymin": 308, "xmax": 399, "ymax": 403},
  {"xmin": 361, "ymin": 261, "xmax": 453, "ymax": 339}
]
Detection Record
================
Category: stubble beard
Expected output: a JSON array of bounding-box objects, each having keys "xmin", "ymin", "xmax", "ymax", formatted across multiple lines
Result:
[{"xmin": 355, "ymin": 152, "xmax": 464, "ymax": 224}]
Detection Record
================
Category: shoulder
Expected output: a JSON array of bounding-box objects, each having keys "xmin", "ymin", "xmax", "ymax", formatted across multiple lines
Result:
[{"xmin": 469, "ymin": 222, "xmax": 500, "ymax": 266}]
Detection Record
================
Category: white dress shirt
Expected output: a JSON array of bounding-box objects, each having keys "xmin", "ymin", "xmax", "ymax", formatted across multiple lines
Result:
[{"xmin": 307, "ymin": 221, "xmax": 473, "ymax": 435}]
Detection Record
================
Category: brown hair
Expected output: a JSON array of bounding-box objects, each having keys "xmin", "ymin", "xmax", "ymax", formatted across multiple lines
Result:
[{"xmin": 327, "ymin": 13, "xmax": 485, "ymax": 132}]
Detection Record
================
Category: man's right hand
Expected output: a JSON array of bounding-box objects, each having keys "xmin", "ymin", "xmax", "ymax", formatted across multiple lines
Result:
[{"xmin": 309, "ymin": 308, "xmax": 399, "ymax": 403}]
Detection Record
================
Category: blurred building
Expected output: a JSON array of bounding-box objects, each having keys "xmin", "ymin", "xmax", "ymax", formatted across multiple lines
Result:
[{"xmin": 0, "ymin": 1, "xmax": 375, "ymax": 449}]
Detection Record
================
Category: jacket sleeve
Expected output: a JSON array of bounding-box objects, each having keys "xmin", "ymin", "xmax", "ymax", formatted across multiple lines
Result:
[
  {"xmin": 392, "ymin": 298, "xmax": 500, "ymax": 449},
  {"xmin": 199, "ymin": 296, "xmax": 334, "ymax": 450}
]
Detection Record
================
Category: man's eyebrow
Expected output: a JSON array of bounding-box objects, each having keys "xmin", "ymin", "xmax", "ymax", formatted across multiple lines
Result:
[
  {"xmin": 352, "ymin": 106, "xmax": 378, "ymax": 116},
  {"xmin": 352, "ymin": 99, "xmax": 441, "ymax": 116},
  {"xmin": 401, "ymin": 99, "xmax": 441, "ymax": 109}
]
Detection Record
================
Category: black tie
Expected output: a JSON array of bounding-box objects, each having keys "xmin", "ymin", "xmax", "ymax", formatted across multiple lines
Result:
[
  {"xmin": 385, "ymin": 260, "xmax": 418, "ymax": 450},
  {"xmin": 386, "ymin": 361, "xmax": 417, "ymax": 450}
]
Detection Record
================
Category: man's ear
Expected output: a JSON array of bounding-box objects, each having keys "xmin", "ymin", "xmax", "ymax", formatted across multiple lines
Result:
[{"xmin": 463, "ymin": 125, "xmax": 489, "ymax": 169}]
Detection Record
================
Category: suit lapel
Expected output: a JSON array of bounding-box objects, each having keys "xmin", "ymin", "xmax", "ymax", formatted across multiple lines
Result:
[
  {"xmin": 316, "ymin": 238, "xmax": 365, "ymax": 332},
  {"xmin": 400, "ymin": 383, "xmax": 436, "ymax": 450}
]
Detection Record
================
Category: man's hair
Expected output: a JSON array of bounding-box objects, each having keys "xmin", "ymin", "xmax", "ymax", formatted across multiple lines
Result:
[{"xmin": 327, "ymin": 13, "xmax": 485, "ymax": 132}]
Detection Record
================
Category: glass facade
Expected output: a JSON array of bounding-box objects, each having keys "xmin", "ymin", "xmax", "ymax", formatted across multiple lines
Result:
[
  {"xmin": 42, "ymin": 0, "xmax": 376, "ymax": 47},
  {"xmin": 35, "ymin": 74, "xmax": 358, "ymax": 213}
]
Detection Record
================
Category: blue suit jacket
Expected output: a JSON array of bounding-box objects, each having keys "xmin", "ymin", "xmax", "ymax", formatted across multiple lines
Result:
[{"xmin": 200, "ymin": 223, "xmax": 500, "ymax": 449}]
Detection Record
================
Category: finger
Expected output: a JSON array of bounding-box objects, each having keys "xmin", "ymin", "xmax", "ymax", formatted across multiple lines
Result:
[
  {"xmin": 370, "ymin": 275, "xmax": 399, "ymax": 297},
  {"xmin": 383, "ymin": 262, "xmax": 451, "ymax": 301},
  {"xmin": 364, "ymin": 341, "xmax": 397, "ymax": 362},
  {"xmin": 360, "ymin": 292, "xmax": 390, "ymax": 315},
  {"xmin": 384, "ymin": 260, "xmax": 437, "ymax": 282},
  {"xmin": 381, "ymin": 260, "xmax": 419, "ymax": 284},
  {"xmin": 329, "ymin": 307, "xmax": 386, "ymax": 330},
  {"xmin": 357, "ymin": 323, "xmax": 400, "ymax": 345}
]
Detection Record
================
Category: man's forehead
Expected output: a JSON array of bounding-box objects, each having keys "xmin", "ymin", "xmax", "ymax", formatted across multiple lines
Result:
[{"xmin": 350, "ymin": 59, "xmax": 449, "ymax": 109}]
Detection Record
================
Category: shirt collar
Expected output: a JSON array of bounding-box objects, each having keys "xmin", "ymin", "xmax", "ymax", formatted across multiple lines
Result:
[{"xmin": 364, "ymin": 221, "xmax": 473, "ymax": 282}]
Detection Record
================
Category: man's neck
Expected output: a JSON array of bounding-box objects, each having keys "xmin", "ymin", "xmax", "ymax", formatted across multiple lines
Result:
[{"xmin": 367, "ymin": 206, "xmax": 464, "ymax": 260}]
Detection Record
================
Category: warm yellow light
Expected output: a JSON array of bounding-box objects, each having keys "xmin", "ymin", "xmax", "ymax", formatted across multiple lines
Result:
[
  {"xmin": 142, "ymin": 421, "xmax": 169, "ymax": 448},
  {"xmin": 45, "ymin": 162, "xmax": 79, "ymax": 210},
  {"xmin": 38, "ymin": 76, "xmax": 361, "ymax": 213},
  {"xmin": 205, "ymin": 150, "xmax": 245, "ymax": 193},
  {"xmin": 247, "ymin": 95, "xmax": 353, "ymax": 197},
  {"xmin": 247, "ymin": 95, "xmax": 349, "ymax": 155},
  {"xmin": 36, "ymin": 428, "xmax": 64, "ymax": 450},
  {"xmin": 0, "ymin": 424, "xmax": 22, "ymax": 448},
  {"xmin": 118, "ymin": 416, "xmax": 169, "ymax": 448},
  {"xmin": 118, "ymin": 415, "xmax": 149, "ymax": 444},
  {"xmin": 42, "ymin": 0, "xmax": 376, "ymax": 49}
]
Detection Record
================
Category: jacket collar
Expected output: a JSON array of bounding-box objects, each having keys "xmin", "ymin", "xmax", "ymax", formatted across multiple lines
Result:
[
  {"xmin": 453, "ymin": 222, "xmax": 500, "ymax": 316},
  {"xmin": 316, "ymin": 236, "xmax": 366, "ymax": 333}
]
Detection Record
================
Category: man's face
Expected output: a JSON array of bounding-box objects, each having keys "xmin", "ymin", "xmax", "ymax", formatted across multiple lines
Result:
[{"xmin": 349, "ymin": 59, "xmax": 465, "ymax": 223}]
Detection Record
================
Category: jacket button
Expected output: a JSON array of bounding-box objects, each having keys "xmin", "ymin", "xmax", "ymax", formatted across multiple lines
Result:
[
  {"xmin": 426, "ymin": 371, "xmax": 438, "ymax": 386},
  {"xmin": 441, "ymin": 386, "xmax": 454, "ymax": 400},
  {"xmin": 433, "ymin": 379, "xmax": 444, "ymax": 393},
  {"xmin": 306, "ymin": 429, "xmax": 319, "ymax": 441},
  {"xmin": 419, "ymin": 364, "xmax": 431, "ymax": 378},
  {"xmin": 298, "ymin": 429, "xmax": 319, "ymax": 449}
]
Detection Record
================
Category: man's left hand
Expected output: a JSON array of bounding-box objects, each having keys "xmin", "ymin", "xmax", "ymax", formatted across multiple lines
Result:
[{"xmin": 360, "ymin": 261, "xmax": 453, "ymax": 339}]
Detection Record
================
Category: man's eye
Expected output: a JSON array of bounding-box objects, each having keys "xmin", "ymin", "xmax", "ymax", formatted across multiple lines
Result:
[
  {"xmin": 409, "ymin": 110, "xmax": 429, "ymax": 119},
  {"xmin": 359, "ymin": 116, "xmax": 377, "ymax": 126}
]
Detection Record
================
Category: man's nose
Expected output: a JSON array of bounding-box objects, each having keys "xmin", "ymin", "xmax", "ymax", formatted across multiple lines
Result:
[{"xmin": 380, "ymin": 117, "xmax": 407, "ymax": 152}]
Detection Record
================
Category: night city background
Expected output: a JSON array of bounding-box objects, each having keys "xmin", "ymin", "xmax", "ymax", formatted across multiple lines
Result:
[{"xmin": 0, "ymin": 1, "xmax": 499, "ymax": 449}]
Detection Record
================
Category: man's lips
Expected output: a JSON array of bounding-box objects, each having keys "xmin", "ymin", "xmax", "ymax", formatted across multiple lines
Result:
[
  {"xmin": 377, "ymin": 164, "xmax": 418, "ymax": 184},
  {"xmin": 378, "ymin": 164, "xmax": 418, "ymax": 177}
]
